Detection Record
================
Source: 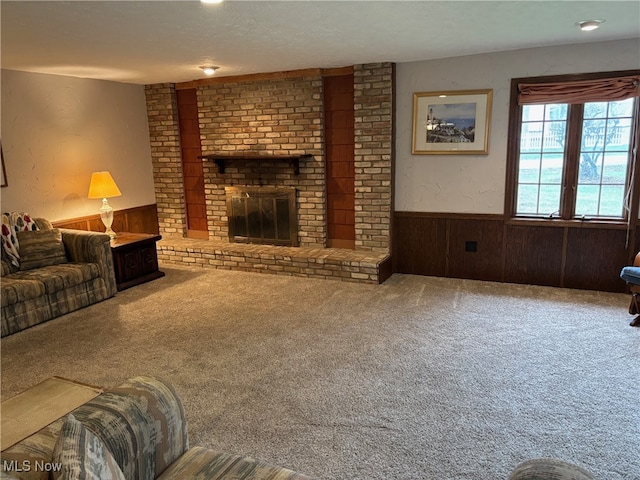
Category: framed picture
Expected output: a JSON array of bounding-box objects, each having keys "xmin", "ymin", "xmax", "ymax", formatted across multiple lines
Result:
[
  {"xmin": 412, "ymin": 89, "xmax": 492, "ymax": 155},
  {"xmin": 0, "ymin": 141, "xmax": 6, "ymax": 188}
]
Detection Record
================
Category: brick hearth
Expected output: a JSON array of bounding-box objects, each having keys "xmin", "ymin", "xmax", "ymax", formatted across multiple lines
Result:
[{"xmin": 157, "ymin": 238, "xmax": 390, "ymax": 284}]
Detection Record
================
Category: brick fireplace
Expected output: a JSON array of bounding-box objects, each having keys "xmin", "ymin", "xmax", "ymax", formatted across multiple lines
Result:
[{"xmin": 144, "ymin": 63, "xmax": 394, "ymax": 283}]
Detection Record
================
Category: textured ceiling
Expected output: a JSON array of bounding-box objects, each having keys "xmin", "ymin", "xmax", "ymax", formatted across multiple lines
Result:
[{"xmin": 1, "ymin": 0, "xmax": 639, "ymax": 85}]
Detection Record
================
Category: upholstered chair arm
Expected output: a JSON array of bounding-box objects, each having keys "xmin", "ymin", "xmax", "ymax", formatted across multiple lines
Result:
[
  {"xmin": 509, "ymin": 458, "xmax": 595, "ymax": 480},
  {"xmin": 71, "ymin": 376, "xmax": 190, "ymax": 480},
  {"xmin": 60, "ymin": 229, "xmax": 117, "ymax": 297}
]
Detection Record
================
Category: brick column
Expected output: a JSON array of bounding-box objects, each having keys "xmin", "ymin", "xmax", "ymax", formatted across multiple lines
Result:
[
  {"xmin": 354, "ymin": 63, "xmax": 394, "ymax": 253},
  {"xmin": 144, "ymin": 84, "xmax": 187, "ymax": 238}
]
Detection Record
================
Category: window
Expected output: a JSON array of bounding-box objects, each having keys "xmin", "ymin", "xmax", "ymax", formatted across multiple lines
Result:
[
  {"xmin": 576, "ymin": 99, "xmax": 634, "ymax": 217},
  {"xmin": 517, "ymin": 103, "xmax": 568, "ymax": 216},
  {"xmin": 507, "ymin": 71, "xmax": 640, "ymax": 221}
]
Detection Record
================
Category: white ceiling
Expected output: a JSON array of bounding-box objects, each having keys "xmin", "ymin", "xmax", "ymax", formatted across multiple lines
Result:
[{"xmin": 2, "ymin": 0, "xmax": 639, "ymax": 85}]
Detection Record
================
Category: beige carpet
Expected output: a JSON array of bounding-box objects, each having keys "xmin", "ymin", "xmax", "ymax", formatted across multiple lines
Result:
[{"xmin": 1, "ymin": 266, "xmax": 638, "ymax": 479}]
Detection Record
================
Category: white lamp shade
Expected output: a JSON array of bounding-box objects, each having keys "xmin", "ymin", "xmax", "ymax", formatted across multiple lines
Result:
[{"xmin": 88, "ymin": 171, "xmax": 122, "ymax": 199}]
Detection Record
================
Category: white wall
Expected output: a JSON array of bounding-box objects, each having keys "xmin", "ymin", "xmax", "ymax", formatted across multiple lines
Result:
[
  {"xmin": 0, "ymin": 69, "xmax": 156, "ymax": 221},
  {"xmin": 395, "ymin": 38, "xmax": 640, "ymax": 214}
]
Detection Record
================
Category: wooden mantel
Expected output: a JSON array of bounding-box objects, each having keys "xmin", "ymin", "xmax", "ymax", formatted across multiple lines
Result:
[{"xmin": 199, "ymin": 153, "xmax": 313, "ymax": 175}]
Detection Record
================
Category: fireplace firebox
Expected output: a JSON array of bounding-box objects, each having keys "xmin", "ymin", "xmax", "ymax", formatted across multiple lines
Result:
[{"xmin": 225, "ymin": 187, "xmax": 297, "ymax": 246}]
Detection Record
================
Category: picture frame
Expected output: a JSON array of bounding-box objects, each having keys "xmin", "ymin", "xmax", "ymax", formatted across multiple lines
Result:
[
  {"xmin": 1, "ymin": 141, "xmax": 6, "ymax": 188},
  {"xmin": 412, "ymin": 89, "xmax": 492, "ymax": 155}
]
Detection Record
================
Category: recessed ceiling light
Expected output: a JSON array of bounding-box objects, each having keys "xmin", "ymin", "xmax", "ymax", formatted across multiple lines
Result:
[
  {"xmin": 577, "ymin": 19, "xmax": 604, "ymax": 31},
  {"xmin": 200, "ymin": 66, "xmax": 219, "ymax": 75},
  {"xmin": 201, "ymin": 0, "xmax": 224, "ymax": 4}
]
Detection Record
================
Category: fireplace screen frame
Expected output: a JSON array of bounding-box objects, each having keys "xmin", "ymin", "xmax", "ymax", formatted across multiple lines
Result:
[{"xmin": 225, "ymin": 186, "xmax": 298, "ymax": 247}]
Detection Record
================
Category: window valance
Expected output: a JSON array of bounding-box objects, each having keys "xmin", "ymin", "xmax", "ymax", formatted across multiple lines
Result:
[{"xmin": 518, "ymin": 75, "xmax": 640, "ymax": 105}]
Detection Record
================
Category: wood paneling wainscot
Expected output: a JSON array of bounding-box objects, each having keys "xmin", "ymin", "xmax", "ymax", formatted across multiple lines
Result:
[
  {"xmin": 393, "ymin": 213, "xmax": 447, "ymax": 276},
  {"xmin": 448, "ymin": 217, "xmax": 504, "ymax": 282},
  {"xmin": 503, "ymin": 224, "xmax": 564, "ymax": 287},
  {"xmin": 394, "ymin": 211, "xmax": 635, "ymax": 293},
  {"xmin": 52, "ymin": 204, "xmax": 160, "ymax": 235},
  {"xmin": 564, "ymin": 226, "xmax": 630, "ymax": 292}
]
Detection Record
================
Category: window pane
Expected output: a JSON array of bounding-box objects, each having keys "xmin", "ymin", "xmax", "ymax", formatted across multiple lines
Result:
[
  {"xmin": 584, "ymin": 102, "xmax": 608, "ymax": 119},
  {"xmin": 538, "ymin": 185, "xmax": 561, "ymax": 215},
  {"xmin": 581, "ymin": 119, "xmax": 606, "ymax": 152},
  {"xmin": 520, "ymin": 122, "xmax": 544, "ymax": 152},
  {"xmin": 575, "ymin": 185, "xmax": 600, "ymax": 216},
  {"xmin": 605, "ymin": 118, "xmax": 631, "ymax": 152},
  {"xmin": 599, "ymin": 185, "xmax": 625, "ymax": 217},
  {"xmin": 602, "ymin": 153, "xmax": 627, "ymax": 184},
  {"xmin": 609, "ymin": 98, "xmax": 634, "ymax": 118},
  {"xmin": 546, "ymin": 104, "xmax": 568, "ymax": 121},
  {"xmin": 578, "ymin": 153, "xmax": 602, "ymax": 184},
  {"xmin": 542, "ymin": 121, "xmax": 566, "ymax": 152},
  {"xmin": 518, "ymin": 154, "xmax": 541, "ymax": 183},
  {"xmin": 540, "ymin": 153, "xmax": 563, "ymax": 183},
  {"xmin": 522, "ymin": 104, "xmax": 545, "ymax": 122},
  {"xmin": 516, "ymin": 184, "xmax": 539, "ymax": 214}
]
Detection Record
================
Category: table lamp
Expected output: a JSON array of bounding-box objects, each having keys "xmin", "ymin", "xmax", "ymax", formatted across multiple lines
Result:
[{"xmin": 88, "ymin": 171, "xmax": 122, "ymax": 239}]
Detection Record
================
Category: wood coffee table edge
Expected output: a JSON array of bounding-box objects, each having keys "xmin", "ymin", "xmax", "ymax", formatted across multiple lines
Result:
[{"xmin": 1, "ymin": 377, "xmax": 104, "ymax": 451}]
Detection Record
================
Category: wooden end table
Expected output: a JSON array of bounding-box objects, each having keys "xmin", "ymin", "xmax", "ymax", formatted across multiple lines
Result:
[{"xmin": 110, "ymin": 233, "xmax": 165, "ymax": 291}]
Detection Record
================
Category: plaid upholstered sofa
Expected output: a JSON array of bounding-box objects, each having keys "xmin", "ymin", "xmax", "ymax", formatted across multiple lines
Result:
[
  {"xmin": 1, "ymin": 217, "xmax": 117, "ymax": 337},
  {"xmin": 1, "ymin": 376, "xmax": 314, "ymax": 480}
]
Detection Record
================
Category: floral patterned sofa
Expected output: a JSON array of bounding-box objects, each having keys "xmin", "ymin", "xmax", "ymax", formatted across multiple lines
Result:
[{"xmin": 1, "ymin": 215, "xmax": 117, "ymax": 337}]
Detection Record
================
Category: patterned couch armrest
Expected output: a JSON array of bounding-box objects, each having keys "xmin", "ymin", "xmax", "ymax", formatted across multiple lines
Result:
[
  {"xmin": 60, "ymin": 229, "xmax": 117, "ymax": 298},
  {"xmin": 509, "ymin": 458, "xmax": 595, "ymax": 480},
  {"xmin": 0, "ymin": 377, "xmax": 189, "ymax": 480},
  {"xmin": 0, "ymin": 416, "xmax": 66, "ymax": 480},
  {"xmin": 70, "ymin": 376, "xmax": 190, "ymax": 480}
]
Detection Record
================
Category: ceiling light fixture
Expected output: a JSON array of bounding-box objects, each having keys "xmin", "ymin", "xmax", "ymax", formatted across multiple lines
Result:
[
  {"xmin": 577, "ymin": 19, "xmax": 604, "ymax": 31},
  {"xmin": 200, "ymin": 66, "xmax": 219, "ymax": 75},
  {"xmin": 201, "ymin": 0, "xmax": 224, "ymax": 4}
]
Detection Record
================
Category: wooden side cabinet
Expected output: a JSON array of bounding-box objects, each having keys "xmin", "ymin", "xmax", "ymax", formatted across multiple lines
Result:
[{"xmin": 110, "ymin": 233, "xmax": 165, "ymax": 291}]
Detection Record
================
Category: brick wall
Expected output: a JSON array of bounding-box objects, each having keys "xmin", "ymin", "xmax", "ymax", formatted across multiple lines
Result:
[
  {"xmin": 354, "ymin": 63, "xmax": 394, "ymax": 253},
  {"xmin": 145, "ymin": 64, "xmax": 394, "ymax": 253},
  {"xmin": 144, "ymin": 83, "xmax": 187, "ymax": 237},
  {"xmin": 197, "ymin": 76, "xmax": 325, "ymax": 246}
]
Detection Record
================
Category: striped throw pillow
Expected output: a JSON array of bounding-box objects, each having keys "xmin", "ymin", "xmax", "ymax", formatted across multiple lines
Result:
[
  {"xmin": 17, "ymin": 229, "xmax": 67, "ymax": 271},
  {"xmin": 52, "ymin": 414, "xmax": 125, "ymax": 480}
]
